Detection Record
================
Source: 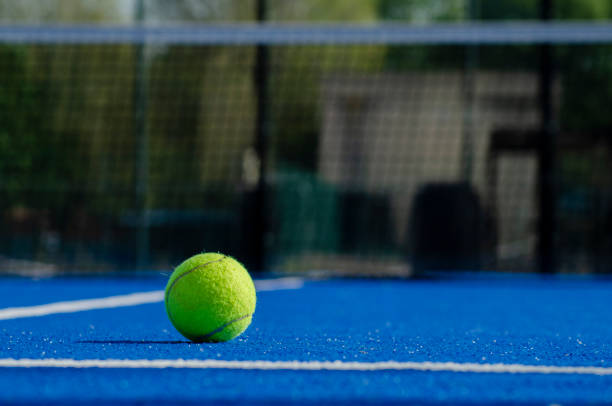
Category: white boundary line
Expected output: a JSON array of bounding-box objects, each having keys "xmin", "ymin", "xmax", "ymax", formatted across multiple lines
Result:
[
  {"xmin": 0, "ymin": 291, "xmax": 164, "ymax": 321},
  {"xmin": 0, "ymin": 358, "xmax": 610, "ymax": 375},
  {"xmin": 0, "ymin": 278, "xmax": 303, "ymax": 321},
  {"xmin": 255, "ymin": 277, "xmax": 304, "ymax": 292}
]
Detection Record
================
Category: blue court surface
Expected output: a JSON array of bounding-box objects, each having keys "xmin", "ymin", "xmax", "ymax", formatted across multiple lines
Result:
[{"xmin": 1, "ymin": 273, "xmax": 612, "ymax": 405}]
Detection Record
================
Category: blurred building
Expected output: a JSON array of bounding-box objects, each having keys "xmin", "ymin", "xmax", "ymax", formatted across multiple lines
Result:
[{"xmin": 319, "ymin": 71, "xmax": 558, "ymax": 270}]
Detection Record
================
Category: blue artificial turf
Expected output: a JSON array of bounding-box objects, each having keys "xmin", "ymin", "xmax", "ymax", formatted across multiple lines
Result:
[
  {"xmin": 0, "ymin": 276, "xmax": 166, "ymax": 307},
  {"xmin": 1, "ymin": 275, "xmax": 612, "ymax": 404}
]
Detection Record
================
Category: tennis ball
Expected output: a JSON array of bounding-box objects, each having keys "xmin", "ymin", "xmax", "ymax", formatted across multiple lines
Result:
[{"xmin": 165, "ymin": 253, "xmax": 256, "ymax": 343}]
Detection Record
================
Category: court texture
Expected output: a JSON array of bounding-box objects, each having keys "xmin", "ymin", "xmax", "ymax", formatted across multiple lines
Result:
[{"xmin": 1, "ymin": 272, "xmax": 611, "ymax": 405}]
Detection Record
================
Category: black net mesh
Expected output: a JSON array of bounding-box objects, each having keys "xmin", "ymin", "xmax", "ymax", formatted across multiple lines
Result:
[{"xmin": 0, "ymin": 23, "xmax": 611, "ymax": 275}]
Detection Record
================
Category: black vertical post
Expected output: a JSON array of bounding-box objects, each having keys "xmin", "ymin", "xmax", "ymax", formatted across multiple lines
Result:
[
  {"xmin": 460, "ymin": 0, "xmax": 479, "ymax": 183},
  {"xmin": 538, "ymin": 0, "xmax": 555, "ymax": 274},
  {"xmin": 134, "ymin": 0, "xmax": 150, "ymax": 269},
  {"xmin": 253, "ymin": 0, "xmax": 269, "ymax": 272}
]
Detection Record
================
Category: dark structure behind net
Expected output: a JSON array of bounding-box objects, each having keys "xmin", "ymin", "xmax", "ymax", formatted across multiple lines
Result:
[{"xmin": 0, "ymin": 23, "xmax": 611, "ymax": 275}]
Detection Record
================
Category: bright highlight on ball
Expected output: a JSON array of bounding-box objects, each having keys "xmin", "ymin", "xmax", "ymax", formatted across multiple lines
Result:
[{"xmin": 164, "ymin": 253, "xmax": 256, "ymax": 343}]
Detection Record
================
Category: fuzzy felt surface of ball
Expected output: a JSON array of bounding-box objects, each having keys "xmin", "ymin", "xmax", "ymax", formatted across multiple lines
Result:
[{"xmin": 165, "ymin": 253, "xmax": 256, "ymax": 342}]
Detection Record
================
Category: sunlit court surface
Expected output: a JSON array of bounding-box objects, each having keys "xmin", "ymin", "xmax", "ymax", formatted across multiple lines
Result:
[
  {"xmin": 2, "ymin": 0, "xmax": 612, "ymax": 405},
  {"xmin": 2, "ymin": 274, "xmax": 612, "ymax": 405}
]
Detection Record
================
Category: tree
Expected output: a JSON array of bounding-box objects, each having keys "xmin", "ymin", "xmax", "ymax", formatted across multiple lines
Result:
[
  {"xmin": 0, "ymin": 0, "xmax": 125, "ymax": 22},
  {"xmin": 0, "ymin": 46, "xmax": 78, "ymax": 210}
]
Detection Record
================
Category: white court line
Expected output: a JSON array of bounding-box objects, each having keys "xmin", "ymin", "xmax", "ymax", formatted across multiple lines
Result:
[
  {"xmin": 255, "ymin": 277, "xmax": 304, "ymax": 292},
  {"xmin": 0, "ymin": 277, "xmax": 304, "ymax": 321},
  {"xmin": 0, "ymin": 291, "xmax": 164, "ymax": 321},
  {"xmin": 0, "ymin": 358, "xmax": 611, "ymax": 375}
]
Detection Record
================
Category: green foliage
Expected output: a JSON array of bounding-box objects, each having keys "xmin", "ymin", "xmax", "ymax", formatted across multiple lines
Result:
[
  {"xmin": 269, "ymin": 44, "xmax": 386, "ymax": 170},
  {"xmin": 378, "ymin": 0, "xmax": 464, "ymax": 22},
  {"xmin": 144, "ymin": 45, "xmax": 255, "ymax": 210},
  {"xmin": 378, "ymin": 0, "xmax": 612, "ymax": 132},
  {"xmin": 265, "ymin": 0, "xmax": 384, "ymax": 171},
  {"xmin": 146, "ymin": 0, "xmax": 256, "ymax": 22},
  {"xmin": 0, "ymin": 0, "xmax": 124, "ymax": 23},
  {"xmin": 554, "ymin": 1, "xmax": 612, "ymax": 131},
  {"xmin": 479, "ymin": 0, "xmax": 611, "ymax": 20},
  {"xmin": 0, "ymin": 46, "xmax": 76, "ymax": 209},
  {"xmin": 479, "ymin": 0, "xmax": 537, "ymax": 19},
  {"xmin": 555, "ymin": 0, "xmax": 612, "ymax": 19},
  {"xmin": 268, "ymin": 0, "xmax": 379, "ymax": 21}
]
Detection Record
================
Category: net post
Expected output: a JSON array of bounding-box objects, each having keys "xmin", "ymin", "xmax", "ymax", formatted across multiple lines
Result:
[
  {"xmin": 538, "ymin": 0, "xmax": 556, "ymax": 274},
  {"xmin": 460, "ymin": 0, "xmax": 480, "ymax": 183},
  {"xmin": 252, "ymin": 0, "xmax": 269, "ymax": 273},
  {"xmin": 134, "ymin": 0, "xmax": 150, "ymax": 270}
]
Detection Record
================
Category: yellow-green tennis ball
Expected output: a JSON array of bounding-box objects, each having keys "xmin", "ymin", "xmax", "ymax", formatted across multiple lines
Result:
[{"xmin": 164, "ymin": 253, "xmax": 256, "ymax": 343}]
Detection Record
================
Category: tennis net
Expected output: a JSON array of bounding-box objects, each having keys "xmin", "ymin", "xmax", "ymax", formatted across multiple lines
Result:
[{"xmin": 0, "ymin": 22, "xmax": 610, "ymax": 274}]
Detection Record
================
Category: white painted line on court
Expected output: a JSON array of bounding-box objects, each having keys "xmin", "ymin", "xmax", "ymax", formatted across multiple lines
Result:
[
  {"xmin": 0, "ymin": 278, "xmax": 304, "ymax": 321},
  {"xmin": 255, "ymin": 277, "xmax": 304, "ymax": 292},
  {"xmin": 0, "ymin": 291, "xmax": 164, "ymax": 321},
  {"xmin": 0, "ymin": 358, "xmax": 610, "ymax": 375}
]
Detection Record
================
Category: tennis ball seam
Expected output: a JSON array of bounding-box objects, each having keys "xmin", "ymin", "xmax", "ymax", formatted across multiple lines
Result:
[
  {"xmin": 166, "ymin": 255, "xmax": 253, "ymax": 341},
  {"xmin": 191, "ymin": 313, "xmax": 252, "ymax": 342},
  {"xmin": 165, "ymin": 256, "xmax": 227, "ymax": 330},
  {"xmin": 166, "ymin": 255, "xmax": 227, "ymax": 295}
]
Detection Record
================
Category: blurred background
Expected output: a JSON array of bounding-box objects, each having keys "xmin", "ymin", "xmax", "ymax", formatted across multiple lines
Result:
[{"xmin": 0, "ymin": 0, "xmax": 611, "ymax": 276}]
